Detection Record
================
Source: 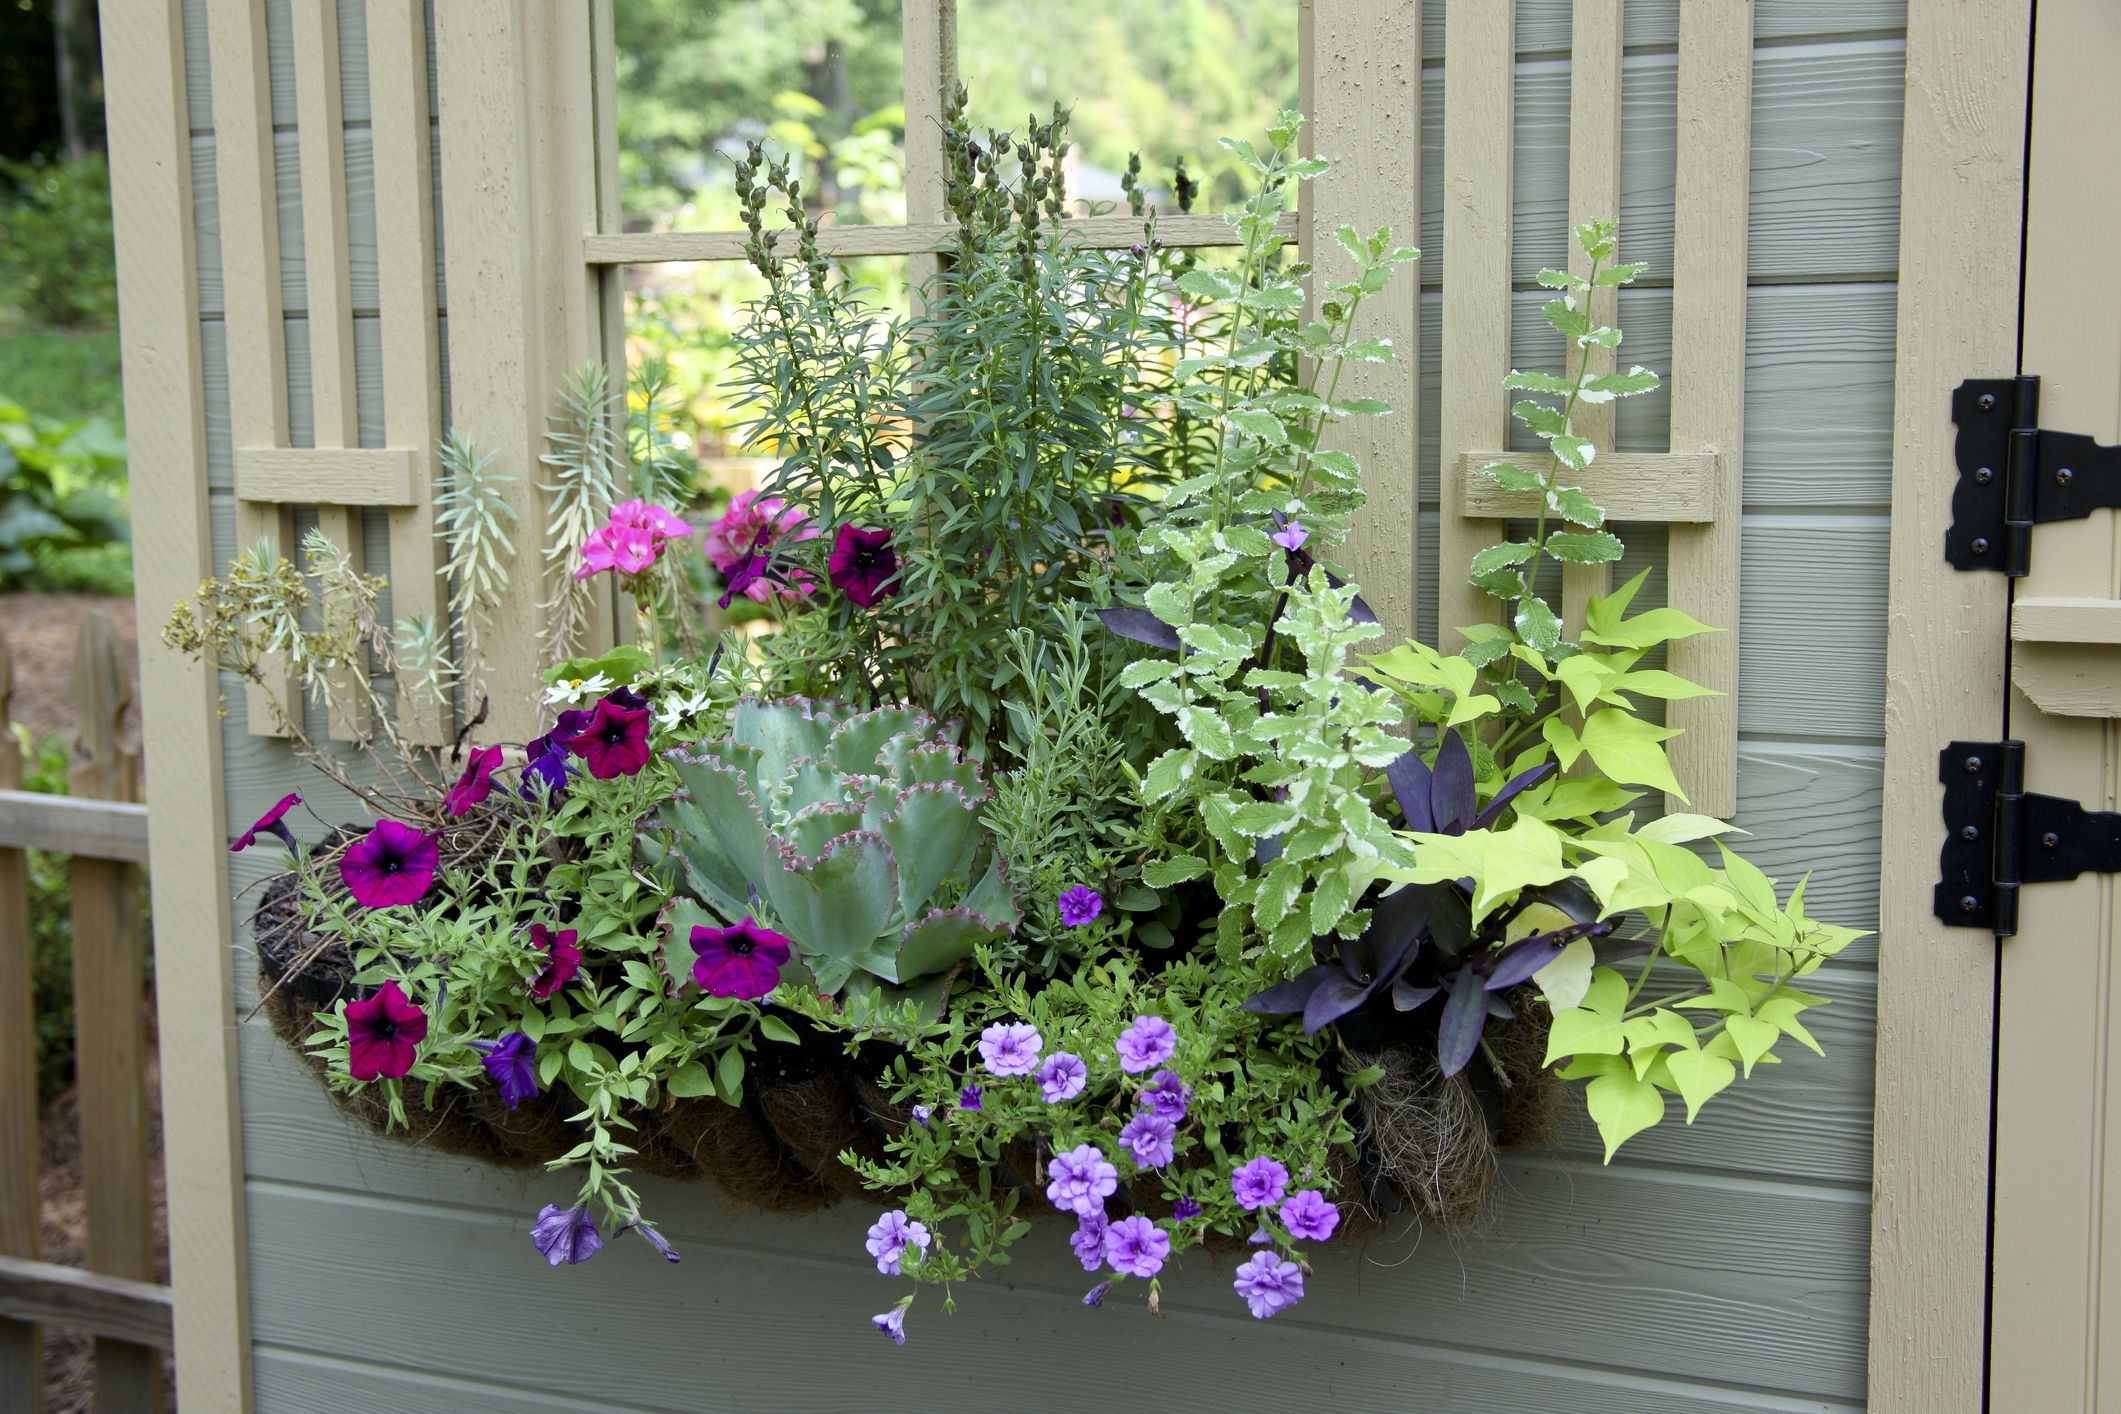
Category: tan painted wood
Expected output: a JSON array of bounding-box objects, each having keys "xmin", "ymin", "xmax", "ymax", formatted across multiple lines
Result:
[
  {"xmin": 1298, "ymin": 0, "xmax": 1420, "ymax": 643},
  {"xmin": 1991, "ymin": 1, "xmax": 2121, "ymax": 1405},
  {"xmin": 901, "ymin": 0, "xmax": 957, "ymax": 302},
  {"xmin": 581, "ymin": 212, "xmax": 1301, "ymax": 266},
  {"xmin": 1455, "ymin": 450, "xmax": 1722, "ymax": 523},
  {"xmin": 233, "ymin": 447, "xmax": 422, "ymax": 505},
  {"xmin": 67, "ymin": 613, "xmax": 158, "ymax": 1411},
  {"xmin": 1436, "ymin": 0, "xmax": 1514, "ymax": 652},
  {"xmin": 0, "ymin": 628, "xmax": 39, "ymax": 1408},
  {"xmin": 103, "ymin": 2, "xmax": 252, "ymax": 1404},
  {"xmin": 1562, "ymin": 0, "xmax": 1624, "ymax": 640},
  {"xmin": 0, "ymin": 793, "xmax": 152, "ymax": 862},
  {"xmin": 209, "ymin": 0, "xmax": 298, "ymax": 738},
  {"xmin": 2014, "ymin": 596, "xmax": 2121, "ymax": 647},
  {"xmin": 367, "ymin": 0, "xmax": 447, "ymax": 744},
  {"xmin": 289, "ymin": 0, "xmax": 356, "ymax": 451},
  {"xmin": 0, "ymin": 1256, "xmax": 173, "ymax": 1351},
  {"xmin": 1867, "ymin": 0, "xmax": 2027, "ymax": 1406}
]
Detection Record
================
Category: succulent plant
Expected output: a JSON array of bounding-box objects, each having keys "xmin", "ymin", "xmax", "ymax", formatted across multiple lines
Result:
[{"xmin": 659, "ymin": 699, "xmax": 1020, "ymax": 1005}]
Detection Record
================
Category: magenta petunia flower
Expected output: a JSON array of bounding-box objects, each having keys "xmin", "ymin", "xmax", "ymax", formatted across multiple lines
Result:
[
  {"xmin": 1103, "ymin": 1215, "xmax": 1171, "ymax": 1279},
  {"xmin": 704, "ymin": 490, "xmax": 818, "ymax": 607},
  {"xmin": 1233, "ymin": 1251, "xmax": 1305, "ymax": 1319},
  {"xmin": 1230, "ymin": 1155, "xmax": 1290, "ymax": 1212},
  {"xmin": 864, "ymin": 1209, "xmax": 932, "ymax": 1275},
  {"xmin": 446, "ymin": 745, "xmax": 503, "ymax": 817},
  {"xmin": 231, "ymin": 792, "xmax": 301, "ymax": 853},
  {"xmin": 529, "ymin": 1203, "xmax": 603, "ymax": 1266},
  {"xmin": 978, "ymin": 1021, "xmax": 1043, "ymax": 1077},
  {"xmin": 828, "ymin": 524, "xmax": 899, "ymax": 608},
  {"xmin": 1038, "ymin": 1052, "xmax": 1088, "ymax": 1103},
  {"xmin": 1140, "ymin": 1068, "xmax": 1191, "ymax": 1122},
  {"xmin": 1046, "ymin": 1143, "xmax": 1119, "ymax": 1218},
  {"xmin": 344, "ymin": 980, "xmax": 427, "ymax": 1081},
  {"xmin": 468, "ymin": 1032, "xmax": 537, "ymax": 1108},
  {"xmin": 1115, "ymin": 1014, "xmax": 1176, "ymax": 1074},
  {"xmin": 339, "ymin": 820, "xmax": 439, "ymax": 908},
  {"xmin": 1279, "ymin": 1188, "xmax": 1341, "ymax": 1243},
  {"xmin": 1069, "ymin": 1211, "xmax": 1108, "ymax": 1271},
  {"xmin": 1057, "ymin": 885, "xmax": 1103, "ymax": 928},
  {"xmin": 566, "ymin": 696, "xmax": 653, "ymax": 779},
  {"xmin": 1118, "ymin": 1111, "xmax": 1177, "ymax": 1170},
  {"xmin": 528, "ymin": 923, "xmax": 581, "ymax": 999},
  {"xmin": 688, "ymin": 917, "xmax": 791, "ymax": 1000}
]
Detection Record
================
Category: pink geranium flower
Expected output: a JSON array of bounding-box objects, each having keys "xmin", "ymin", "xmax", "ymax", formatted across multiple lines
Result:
[
  {"xmin": 344, "ymin": 980, "xmax": 427, "ymax": 1080},
  {"xmin": 702, "ymin": 490, "xmax": 814, "ymax": 572},
  {"xmin": 339, "ymin": 820, "xmax": 439, "ymax": 908},
  {"xmin": 574, "ymin": 499, "xmax": 694, "ymax": 581}
]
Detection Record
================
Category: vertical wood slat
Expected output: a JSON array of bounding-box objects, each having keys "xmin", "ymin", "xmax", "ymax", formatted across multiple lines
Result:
[
  {"xmin": 67, "ymin": 614, "xmax": 158, "ymax": 1412},
  {"xmin": 1436, "ymin": 1, "xmax": 1515, "ymax": 651},
  {"xmin": 900, "ymin": 0, "xmax": 958, "ymax": 305},
  {"xmin": 1866, "ymin": 0, "xmax": 2027, "ymax": 1405},
  {"xmin": 367, "ymin": 0, "xmax": 447, "ymax": 743},
  {"xmin": 0, "ymin": 629, "xmax": 41, "ymax": 1412},
  {"xmin": 1663, "ymin": 2, "xmax": 1751, "ymax": 819},
  {"xmin": 207, "ymin": 0, "xmax": 299, "ymax": 737},
  {"xmin": 290, "ymin": 0, "xmax": 370, "ymax": 742},
  {"xmin": 1561, "ymin": 0, "xmax": 1625, "ymax": 641},
  {"xmin": 1297, "ymin": 0, "xmax": 1421, "ymax": 645}
]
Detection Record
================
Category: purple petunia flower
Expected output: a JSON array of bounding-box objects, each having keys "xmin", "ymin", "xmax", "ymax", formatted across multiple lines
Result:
[
  {"xmin": 529, "ymin": 1204, "xmax": 603, "ymax": 1267},
  {"xmin": 911, "ymin": 1104, "xmax": 933, "ymax": 1128},
  {"xmin": 1140, "ymin": 1068, "xmax": 1192, "ymax": 1122},
  {"xmin": 1103, "ymin": 1215, "xmax": 1171, "ymax": 1279},
  {"xmin": 1057, "ymin": 885, "xmax": 1104, "ymax": 928},
  {"xmin": 959, "ymin": 1085, "xmax": 983, "ymax": 1111},
  {"xmin": 526, "ymin": 708, "xmax": 591, "ymax": 765},
  {"xmin": 620, "ymin": 1217, "xmax": 682, "ymax": 1263},
  {"xmin": 1280, "ymin": 1188, "xmax": 1341, "ymax": 1243},
  {"xmin": 1172, "ymin": 1197, "xmax": 1202, "ymax": 1221},
  {"xmin": 1231, "ymin": 1155, "xmax": 1290, "ymax": 1212},
  {"xmin": 231, "ymin": 792, "xmax": 301, "ymax": 853},
  {"xmin": 1233, "ymin": 1251, "xmax": 1305, "ymax": 1319},
  {"xmin": 872, "ymin": 1299, "xmax": 912, "ymax": 1345},
  {"xmin": 828, "ymin": 524, "xmax": 899, "ymax": 608},
  {"xmin": 344, "ymin": 980, "xmax": 426, "ymax": 1081},
  {"xmin": 1118, "ymin": 1111, "xmax": 1177, "ymax": 1170},
  {"xmin": 1115, "ymin": 1015, "xmax": 1176, "ymax": 1074},
  {"xmin": 527, "ymin": 923, "xmax": 581, "ymax": 1000},
  {"xmin": 1271, "ymin": 518, "xmax": 1310, "ymax": 553},
  {"xmin": 468, "ymin": 1032, "xmax": 538, "ymax": 1108},
  {"xmin": 1038, "ymin": 1052, "xmax": 1088, "ymax": 1103},
  {"xmin": 1081, "ymin": 1281, "xmax": 1113, "ymax": 1308},
  {"xmin": 864, "ymin": 1209, "xmax": 932, "ymax": 1276},
  {"xmin": 689, "ymin": 917, "xmax": 792, "ymax": 1000},
  {"xmin": 339, "ymin": 820, "xmax": 439, "ymax": 908},
  {"xmin": 518, "ymin": 747, "xmax": 573, "ymax": 800},
  {"xmin": 978, "ymin": 1021, "xmax": 1044, "ymax": 1077},
  {"xmin": 1046, "ymin": 1143, "xmax": 1120, "ymax": 1218},
  {"xmin": 446, "ymin": 746, "xmax": 503, "ymax": 817},
  {"xmin": 1069, "ymin": 1212, "xmax": 1108, "ymax": 1271},
  {"xmin": 567, "ymin": 695, "xmax": 654, "ymax": 779}
]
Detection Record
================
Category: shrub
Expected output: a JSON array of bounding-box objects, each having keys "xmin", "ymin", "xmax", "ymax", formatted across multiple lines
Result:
[
  {"xmin": 0, "ymin": 398, "xmax": 130, "ymax": 593},
  {"xmin": 0, "ymin": 154, "xmax": 119, "ymax": 328}
]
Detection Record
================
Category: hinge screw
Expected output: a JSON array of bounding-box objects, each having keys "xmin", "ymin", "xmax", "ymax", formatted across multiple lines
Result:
[
  {"xmin": 2058, "ymin": 467, "xmax": 2075, "ymax": 486},
  {"xmin": 1979, "ymin": 393, "xmax": 1998, "ymax": 412},
  {"xmin": 1961, "ymin": 895, "xmax": 1982, "ymax": 913},
  {"xmin": 2043, "ymin": 831, "xmax": 2061, "ymax": 848},
  {"xmin": 1961, "ymin": 824, "xmax": 1981, "ymax": 841},
  {"xmin": 1965, "ymin": 755, "xmax": 1985, "ymax": 774},
  {"xmin": 1975, "ymin": 466, "xmax": 1994, "ymax": 484},
  {"xmin": 1972, "ymin": 537, "xmax": 1991, "ymax": 556}
]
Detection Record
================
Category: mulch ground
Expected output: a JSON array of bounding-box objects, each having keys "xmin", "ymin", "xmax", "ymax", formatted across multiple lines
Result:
[{"xmin": 0, "ymin": 592, "xmax": 142, "ymax": 749}]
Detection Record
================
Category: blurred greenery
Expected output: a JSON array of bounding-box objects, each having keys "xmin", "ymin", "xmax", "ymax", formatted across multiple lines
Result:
[
  {"xmin": 0, "ymin": 325, "xmax": 122, "ymax": 423},
  {"xmin": 0, "ymin": 399, "xmax": 130, "ymax": 593},
  {"xmin": 14, "ymin": 728, "xmax": 78, "ymax": 1102},
  {"xmin": 0, "ymin": 152, "xmax": 117, "ymax": 327}
]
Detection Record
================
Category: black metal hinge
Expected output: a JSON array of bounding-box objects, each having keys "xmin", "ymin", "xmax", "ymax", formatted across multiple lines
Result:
[
  {"xmin": 1935, "ymin": 741, "xmax": 2121, "ymax": 938},
  {"xmin": 1946, "ymin": 376, "xmax": 2121, "ymax": 576}
]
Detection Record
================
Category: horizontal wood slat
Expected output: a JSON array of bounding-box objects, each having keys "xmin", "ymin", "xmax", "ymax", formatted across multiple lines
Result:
[
  {"xmin": 2012, "ymin": 596, "xmax": 2121, "ymax": 645},
  {"xmin": 583, "ymin": 212, "xmax": 1300, "ymax": 265},
  {"xmin": 1453, "ymin": 450, "xmax": 1724, "ymax": 523},
  {"xmin": 0, "ymin": 1257, "xmax": 174, "ymax": 1351},
  {"xmin": 0, "ymin": 793, "xmax": 151, "ymax": 863},
  {"xmin": 234, "ymin": 448, "xmax": 422, "ymax": 506}
]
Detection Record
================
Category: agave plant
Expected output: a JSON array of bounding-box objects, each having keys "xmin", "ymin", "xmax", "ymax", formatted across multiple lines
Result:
[{"xmin": 658, "ymin": 699, "xmax": 1020, "ymax": 1006}]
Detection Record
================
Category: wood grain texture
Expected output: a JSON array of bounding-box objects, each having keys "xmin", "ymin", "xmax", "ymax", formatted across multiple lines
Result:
[
  {"xmin": 583, "ymin": 212, "xmax": 1299, "ymax": 266},
  {"xmin": 2013, "ymin": 596, "xmax": 2121, "ymax": 647},
  {"xmin": 1418, "ymin": 0, "xmax": 1908, "ymax": 58},
  {"xmin": 0, "ymin": 793, "xmax": 151, "ymax": 862},
  {"xmin": 1455, "ymin": 449, "xmax": 1721, "ymax": 521},
  {"xmin": 288, "ymin": 0, "xmax": 356, "ymax": 449},
  {"xmin": 2009, "ymin": 645, "xmax": 2121, "ymax": 718},
  {"xmin": 1299, "ymin": 0, "xmax": 1421, "ymax": 643},
  {"xmin": 900, "ymin": 0, "xmax": 956, "ymax": 301},
  {"xmin": 232, "ymin": 446, "xmax": 420, "ymax": 505},
  {"xmin": 0, "ymin": 629, "xmax": 38, "ymax": 1408},
  {"xmin": 1561, "ymin": 0, "xmax": 1625, "ymax": 638},
  {"xmin": 0, "ymin": 1257, "xmax": 173, "ymax": 1351},
  {"xmin": 1868, "ymin": 0, "xmax": 2024, "ymax": 1407}
]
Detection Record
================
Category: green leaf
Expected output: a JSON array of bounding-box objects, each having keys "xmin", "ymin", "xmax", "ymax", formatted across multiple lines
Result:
[
  {"xmin": 1578, "ymin": 708, "xmax": 1685, "ymax": 800},
  {"xmin": 667, "ymin": 1060, "xmax": 715, "ymax": 1098},
  {"xmin": 1511, "ymin": 400, "xmax": 1568, "ymax": 436},
  {"xmin": 1592, "ymin": 261, "xmax": 1651, "ymax": 286},
  {"xmin": 1580, "ymin": 365, "xmax": 1661, "ymax": 400},
  {"xmin": 1548, "ymin": 486, "xmax": 1605, "ymax": 527},
  {"xmin": 1663, "ymin": 1047, "xmax": 1737, "ymax": 1122},
  {"xmin": 1478, "ymin": 461, "xmax": 1547, "ymax": 492},
  {"xmin": 1532, "ymin": 936, "xmax": 1596, "ymax": 1011},
  {"xmin": 1175, "ymin": 269, "xmax": 1238, "ymax": 303},
  {"xmin": 1550, "ymin": 433, "xmax": 1595, "ymax": 472},
  {"xmin": 1143, "ymin": 855, "xmax": 1208, "ymax": 887},
  {"xmin": 1515, "ymin": 595, "xmax": 1563, "ymax": 656},
  {"xmin": 1503, "ymin": 370, "xmax": 1573, "ymax": 395},
  {"xmin": 1722, "ymin": 1015, "xmax": 1779, "ymax": 1076},
  {"xmin": 1225, "ymin": 408, "xmax": 1288, "ymax": 445},
  {"xmin": 1546, "ymin": 531, "xmax": 1624, "ymax": 564},
  {"xmin": 1471, "ymin": 541, "xmax": 1537, "ymax": 577},
  {"xmin": 716, "ymin": 1046, "xmax": 746, "ymax": 1102},
  {"xmin": 1585, "ymin": 1068, "xmax": 1666, "ymax": 1161}
]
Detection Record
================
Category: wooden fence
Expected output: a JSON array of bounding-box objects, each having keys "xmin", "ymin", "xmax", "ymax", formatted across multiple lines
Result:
[{"xmin": 0, "ymin": 614, "xmax": 170, "ymax": 1412}]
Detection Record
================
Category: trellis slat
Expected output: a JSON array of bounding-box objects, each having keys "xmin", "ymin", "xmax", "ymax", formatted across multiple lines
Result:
[
  {"xmin": 1562, "ymin": 0, "xmax": 1625, "ymax": 639},
  {"xmin": 581, "ymin": 212, "xmax": 1300, "ymax": 266},
  {"xmin": 901, "ymin": 0, "xmax": 958, "ymax": 303}
]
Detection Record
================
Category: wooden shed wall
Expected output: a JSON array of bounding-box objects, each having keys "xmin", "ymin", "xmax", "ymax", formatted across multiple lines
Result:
[{"xmin": 183, "ymin": 1, "xmax": 1903, "ymax": 1407}]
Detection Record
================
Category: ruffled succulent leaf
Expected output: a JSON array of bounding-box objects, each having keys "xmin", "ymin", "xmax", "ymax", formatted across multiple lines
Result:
[
  {"xmin": 960, "ymin": 854, "xmax": 1022, "ymax": 930},
  {"xmin": 730, "ymin": 698, "xmax": 836, "ymax": 791},
  {"xmin": 895, "ymin": 907, "xmax": 1006, "ymax": 983},
  {"xmin": 876, "ymin": 783, "xmax": 984, "ymax": 919},
  {"xmin": 827, "ymin": 705, "xmax": 933, "ymax": 775},
  {"xmin": 760, "ymin": 831, "xmax": 899, "ymax": 973},
  {"xmin": 663, "ymin": 798, "xmax": 754, "ymax": 921},
  {"xmin": 666, "ymin": 757, "xmax": 774, "ymax": 897}
]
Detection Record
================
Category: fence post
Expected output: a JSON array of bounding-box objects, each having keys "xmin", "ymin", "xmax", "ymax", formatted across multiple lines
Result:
[
  {"xmin": 67, "ymin": 612, "xmax": 157, "ymax": 1411},
  {"xmin": 0, "ymin": 627, "xmax": 42, "ymax": 1410}
]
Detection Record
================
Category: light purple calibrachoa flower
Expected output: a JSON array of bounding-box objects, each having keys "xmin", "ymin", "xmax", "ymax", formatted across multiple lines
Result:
[
  {"xmin": 1233, "ymin": 1251, "xmax": 1305, "ymax": 1319},
  {"xmin": 959, "ymin": 1085, "xmax": 983, "ymax": 1111},
  {"xmin": 689, "ymin": 917, "xmax": 791, "ymax": 1000},
  {"xmin": 468, "ymin": 1032, "xmax": 537, "ymax": 1108},
  {"xmin": 1116, "ymin": 1015, "xmax": 1176, "ymax": 1074},
  {"xmin": 864, "ymin": 1210, "xmax": 932, "ymax": 1275},
  {"xmin": 1045, "ymin": 1143, "xmax": 1120, "ymax": 1218},
  {"xmin": 1057, "ymin": 885, "xmax": 1104, "ymax": 928},
  {"xmin": 1230, "ymin": 1155, "xmax": 1290, "ymax": 1212},
  {"xmin": 1279, "ymin": 1188, "xmax": 1342, "ymax": 1243},
  {"xmin": 1081, "ymin": 1281, "xmax": 1113, "ymax": 1308},
  {"xmin": 1037, "ymin": 1052, "xmax": 1088, "ymax": 1103},
  {"xmin": 231, "ymin": 792, "xmax": 301, "ymax": 852},
  {"xmin": 1172, "ymin": 1197, "xmax": 1202, "ymax": 1221},
  {"xmin": 529, "ymin": 1204, "xmax": 602, "ymax": 1267},
  {"xmin": 911, "ymin": 1104, "xmax": 933, "ymax": 1128},
  {"xmin": 339, "ymin": 819, "xmax": 439, "ymax": 908},
  {"xmin": 1271, "ymin": 518, "xmax": 1311, "ymax": 553},
  {"xmin": 872, "ymin": 1299, "xmax": 912, "ymax": 1345},
  {"xmin": 978, "ymin": 1021, "xmax": 1043, "ymax": 1077},
  {"xmin": 1069, "ymin": 1212, "xmax": 1108, "ymax": 1271},
  {"xmin": 1103, "ymin": 1215, "xmax": 1171, "ymax": 1279},
  {"xmin": 1118, "ymin": 1111, "xmax": 1177, "ymax": 1170},
  {"xmin": 1140, "ymin": 1068, "xmax": 1191, "ymax": 1122}
]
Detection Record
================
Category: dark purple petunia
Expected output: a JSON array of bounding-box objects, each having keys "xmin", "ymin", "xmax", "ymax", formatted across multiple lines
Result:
[
  {"xmin": 526, "ymin": 708, "xmax": 591, "ymax": 763},
  {"xmin": 827, "ymin": 524, "xmax": 898, "ymax": 608},
  {"xmin": 468, "ymin": 1032, "xmax": 538, "ymax": 1108},
  {"xmin": 1173, "ymin": 1196, "xmax": 1202, "ymax": 1221},
  {"xmin": 689, "ymin": 917, "xmax": 791, "ymax": 1000},
  {"xmin": 445, "ymin": 746, "xmax": 503, "ymax": 818},
  {"xmin": 231, "ymin": 792, "xmax": 302, "ymax": 853},
  {"xmin": 959, "ymin": 1085, "xmax": 983, "ymax": 1112},
  {"xmin": 529, "ymin": 1203, "xmax": 603, "ymax": 1266},
  {"xmin": 518, "ymin": 748, "xmax": 573, "ymax": 800},
  {"xmin": 528, "ymin": 923, "xmax": 581, "ymax": 999},
  {"xmin": 620, "ymin": 1216, "xmax": 683, "ymax": 1263},
  {"xmin": 567, "ymin": 696, "xmax": 654, "ymax": 779},
  {"xmin": 339, "ymin": 820, "xmax": 440, "ymax": 908},
  {"xmin": 344, "ymin": 980, "xmax": 427, "ymax": 1081}
]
